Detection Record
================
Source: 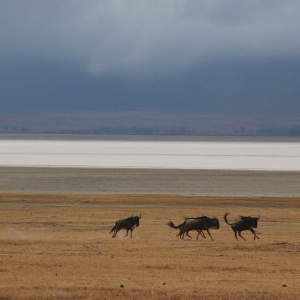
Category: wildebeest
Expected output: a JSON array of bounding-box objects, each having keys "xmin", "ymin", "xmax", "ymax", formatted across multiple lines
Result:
[
  {"xmin": 224, "ymin": 213, "xmax": 260, "ymax": 241},
  {"xmin": 168, "ymin": 216, "xmax": 220, "ymax": 240},
  {"xmin": 110, "ymin": 215, "xmax": 141, "ymax": 238}
]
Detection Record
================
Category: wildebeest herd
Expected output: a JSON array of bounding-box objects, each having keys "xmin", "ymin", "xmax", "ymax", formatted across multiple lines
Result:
[{"xmin": 110, "ymin": 213, "xmax": 260, "ymax": 241}]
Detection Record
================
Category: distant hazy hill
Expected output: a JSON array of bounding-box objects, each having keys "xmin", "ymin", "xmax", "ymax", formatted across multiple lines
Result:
[{"xmin": 1, "ymin": 112, "xmax": 300, "ymax": 136}]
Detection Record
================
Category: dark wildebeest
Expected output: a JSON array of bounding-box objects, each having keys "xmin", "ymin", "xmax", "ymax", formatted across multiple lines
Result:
[
  {"xmin": 168, "ymin": 216, "xmax": 220, "ymax": 240},
  {"xmin": 110, "ymin": 215, "xmax": 141, "ymax": 238},
  {"xmin": 224, "ymin": 213, "xmax": 260, "ymax": 241}
]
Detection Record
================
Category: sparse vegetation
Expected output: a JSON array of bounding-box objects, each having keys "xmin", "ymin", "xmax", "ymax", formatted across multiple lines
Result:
[{"xmin": 0, "ymin": 194, "xmax": 300, "ymax": 299}]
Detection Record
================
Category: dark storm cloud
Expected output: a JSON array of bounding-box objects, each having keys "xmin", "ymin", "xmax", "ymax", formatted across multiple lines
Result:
[
  {"xmin": 1, "ymin": 0, "xmax": 300, "ymax": 120},
  {"xmin": 1, "ymin": 58, "xmax": 300, "ymax": 115},
  {"xmin": 1, "ymin": 0, "xmax": 300, "ymax": 78}
]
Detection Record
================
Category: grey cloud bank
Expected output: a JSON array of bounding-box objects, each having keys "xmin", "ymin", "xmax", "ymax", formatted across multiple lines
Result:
[{"xmin": 1, "ymin": 1, "xmax": 300, "ymax": 78}]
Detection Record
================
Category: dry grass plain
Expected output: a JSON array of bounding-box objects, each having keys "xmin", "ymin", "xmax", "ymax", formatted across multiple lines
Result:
[{"xmin": 1, "ymin": 194, "xmax": 300, "ymax": 299}]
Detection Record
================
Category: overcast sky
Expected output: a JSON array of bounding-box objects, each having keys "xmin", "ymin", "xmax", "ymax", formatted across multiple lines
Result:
[{"xmin": 1, "ymin": 0, "xmax": 300, "ymax": 116}]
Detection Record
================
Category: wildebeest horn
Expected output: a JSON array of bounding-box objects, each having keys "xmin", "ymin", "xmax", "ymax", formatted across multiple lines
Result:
[
  {"xmin": 257, "ymin": 215, "xmax": 260, "ymax": 220},
  {"xmin": 139, "ymin": 214, "xmax": 142, "ymax": 218}
]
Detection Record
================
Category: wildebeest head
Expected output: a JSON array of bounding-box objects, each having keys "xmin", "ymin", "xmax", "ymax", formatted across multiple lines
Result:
[
  {"xmin": 250, "ymin": 216, "xmax": 260, "ymax": 228},
  {"xmin": 211, "ymin": 217, "xmax": 220, "ymax": 229},
  {"xmin": 133, "ymin": 214, "xmax": 142, "ymax": 227}
]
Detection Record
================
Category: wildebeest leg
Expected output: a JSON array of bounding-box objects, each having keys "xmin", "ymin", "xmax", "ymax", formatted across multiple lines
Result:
[
  {"xmin": 238, "ymin": 231, "xmax": 246, "ymax": 241},
  {"xmin": 123, "ymin": 229, "xmax": 129, "ymax": 238},
  {"xmin": 234, "ymin": 230, "xmax": 239, "ymax": 241},
  {"xmin": 196, "ymin": 230, "xmax": 206, "ymax": 239},
  {"xmin": 176, "ymin": 232, "xmax": 184, "ymax": 239},
  {"xmin": 178, "ymin": 231, "xmax": 184, "ymax": 239},
  {"xmin": 110, "ymin": 225, "xmax": 117, "ymax": 238},
  {"xmin": 206, "ymin": 229, "xmax": 214, "ymax": 241},
  {"xmin": 186, "ymin": 231, "xmax": 193, "ymax": 239},
  {"xmin": 130, "ymin": 229, "xmax": 133, "ymax": 238},
  {"xmin": 113, "ymin": 228, "xmax": 121, "ymax": 238},
  {"xmin": 249, "ymin": 228, "xmax": 259, "ymax": 240},
  {"xmin": 112, "ymin": 229, "xmax": 120, "ymax": 237},
  {"xmin": 176, "ymin": 229, "xmax": 184, "ymax": 239}
]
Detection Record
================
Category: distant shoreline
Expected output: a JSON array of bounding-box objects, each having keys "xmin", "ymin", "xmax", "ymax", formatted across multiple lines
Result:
[
  {"xmin": 1, "ymin": 133, "xmax": 300, "ymax": 142},
  {"xmin": 1, "ymin": 112, "xmax": 300, "ymax": 137}
]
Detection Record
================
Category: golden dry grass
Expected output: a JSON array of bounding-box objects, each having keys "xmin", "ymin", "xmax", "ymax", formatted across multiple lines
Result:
[{"xmin": 1, "ymin": 194, "xmax": 300, "ymax": 299}]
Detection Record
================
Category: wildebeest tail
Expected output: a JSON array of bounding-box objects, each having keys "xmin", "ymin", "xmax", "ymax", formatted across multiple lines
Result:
[
  {"xmin": 167, "ymin": 221, "xmax": 184, "ymax": 229},
  {"xmin": 224, "ymin": 213, "xmax": 233, "ymax": 226},
  {"xmin": 110, "ymin": 225, "xmax": 116, "ymax": 233}
]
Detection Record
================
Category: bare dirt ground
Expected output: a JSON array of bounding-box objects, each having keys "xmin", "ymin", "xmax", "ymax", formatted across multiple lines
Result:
[{"xmin": 1, "ymin": 193, "xmax": 300, "ymax": 299}]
